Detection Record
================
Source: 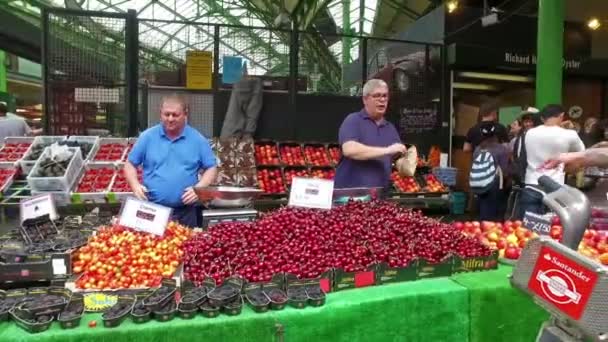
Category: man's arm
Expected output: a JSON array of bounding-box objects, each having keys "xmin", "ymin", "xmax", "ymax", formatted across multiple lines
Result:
[
  {"xmin": 124, "ymin": 161, "xmax": 147, "ymax": 200},
  {"xmin": 181, "ymin": 167, "xmax": 218, "ymax": 205},
  {"xmin": 342, "ymin": 141, "xmax": 405, "ymax": 160}
]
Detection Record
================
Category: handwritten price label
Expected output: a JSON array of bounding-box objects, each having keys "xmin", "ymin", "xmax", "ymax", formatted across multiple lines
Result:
[{"xmin": 522, "ymin": 211, "xmax": 552, "ymax": 235}]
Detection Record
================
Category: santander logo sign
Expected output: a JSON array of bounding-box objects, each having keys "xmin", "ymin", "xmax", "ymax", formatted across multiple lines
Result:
[{"xmin": 545, "ymin": 253, "xmax": 591, "ymax": 283}]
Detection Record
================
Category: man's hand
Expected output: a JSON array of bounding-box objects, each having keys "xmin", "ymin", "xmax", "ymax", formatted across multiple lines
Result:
[
  {"xmin": 386, "ymin": 143, "xmax": 407, "ymax": 155},
  {"xmin": 541, "ymin": 151, "xmax": 586, "ymax": 171},
  {"xmin": 181, "ymin": 186, "xmax": 198, "ymax": 205},
  {"xmin": 132, "ymin": 183, "xmax": 148, "ymax": 201}
]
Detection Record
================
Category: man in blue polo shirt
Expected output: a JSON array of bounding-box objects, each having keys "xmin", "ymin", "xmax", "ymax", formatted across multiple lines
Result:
[
  {"xmin": 125, "ymin": 94, "xmax": 218, "ymax": 227},
  {"xmin": 334, "ymin": 79, "xmax": 406, "ymax": 193}
]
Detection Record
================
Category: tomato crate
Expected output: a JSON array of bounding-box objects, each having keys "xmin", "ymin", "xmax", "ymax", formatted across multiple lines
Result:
[
  {"xmin": 90, "ymin": 138, "xmax": 129, "ymax": 163},
  {"xmin": 309, "ymin": 166, "xmax": 335, "ymax": 181},
  {"xmin": 303, "ymin": 143, "xmax": 332, "ymax": 167},
  {"xmin": 0, "ymin": 137, "xmax": 34, "ymax": 164},
  {"xmin": 278, "ymin": 142, "xmax": 306, "ymax": 166},
  {"xmin": 254, "ymin": 140, "xmax": 280, "ymax": 166},
  {"xmin": 105, "ymin": 165, "xmax": 142, "ymax": 203},
  {"xmin": 282, "ymin": 166, "xmax": 310, "ymax": 188},
  {"xmin": 71, "ymin": 164, "xmax": 117, "ymax": 204},
  {"xmin": 327, "ymin": 144, "xmax": 341, "ymax": 166},
  {"xmin": 391, "ymin": 171, "xmax": 422, "ymax": 194},
  {"xmin": 256, "ymin": 166, "xmax": 286, "ymax": 195},
  {"xmin": 0, "ymin": 164, "xmax": 18, "ymax": 194}
]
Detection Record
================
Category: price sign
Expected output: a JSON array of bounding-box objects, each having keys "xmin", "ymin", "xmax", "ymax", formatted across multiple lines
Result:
[
  {"xmin": 522, "ymin": 211, "xmax": 552, "ymax": 235},
  {"xmin": 288, "ymin": 177, "xmax": 334, "ymax": 210},
  {"xmin": 20, "ymin": 194, "xmax": 58, "ymax": 223},
  {"xmin": 118, "ymin": 197, "xmax": 172, "ymax": 236}
]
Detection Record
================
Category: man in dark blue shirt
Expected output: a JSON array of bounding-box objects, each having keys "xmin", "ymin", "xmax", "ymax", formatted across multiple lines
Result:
[
  {"xmin": 125, "ymin": 94, "xmax": 218, "ymax": 227},
  {"xmin": 334, "ymin": 79, "xmax": 406, "ymax": 193}
]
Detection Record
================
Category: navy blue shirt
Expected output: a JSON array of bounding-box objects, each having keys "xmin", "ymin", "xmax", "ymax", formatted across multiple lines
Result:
[
  {"xmin": 334, "ymin": 109, "xmax": 401, "ymax": 189},
  {"xmin": 128, "ymin": 124, "xmax": 217, "ymax": 208}
]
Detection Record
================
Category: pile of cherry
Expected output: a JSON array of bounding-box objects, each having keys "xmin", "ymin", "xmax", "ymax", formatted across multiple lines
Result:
[{"xmin": 183, "ymin": 201, "xmax": 491, "ymax": 285}]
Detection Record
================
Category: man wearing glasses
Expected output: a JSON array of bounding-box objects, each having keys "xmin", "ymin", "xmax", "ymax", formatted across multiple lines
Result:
[{"xmin": 334, "ymin": 79, "xmax": 406, "ymax": 195}]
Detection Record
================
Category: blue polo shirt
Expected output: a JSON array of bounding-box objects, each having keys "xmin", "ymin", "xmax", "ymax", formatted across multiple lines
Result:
[
  {"xmin": 334, "ymin": 109, "xmax": 401, "ymax": 189},
  {"xmin": 128, "ymin": 124, "xmax": 217, "ymax": 208}
]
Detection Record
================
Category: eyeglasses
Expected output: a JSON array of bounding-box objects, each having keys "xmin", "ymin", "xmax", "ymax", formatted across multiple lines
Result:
[{"xmin": 369, "ymin": 93, "xmax": 389, "ymax": 99}]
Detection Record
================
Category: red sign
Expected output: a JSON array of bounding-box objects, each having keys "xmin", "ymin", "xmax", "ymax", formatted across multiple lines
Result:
[{"xmin": 527, "ymin": 246, "xmax": 598, "ymax": 320}]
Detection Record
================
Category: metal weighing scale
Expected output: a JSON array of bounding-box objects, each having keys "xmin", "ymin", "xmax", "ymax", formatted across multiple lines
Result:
[
  {"xmin": 332, "ymin": 187, "xmax": 384, "ymax": 205},
  {"xmin": 510, "ymin": 176, "xmax": 608, "ymax": 342},
  {"xmin": 194, "ymin": 186, "xmax": 262, "ymax": 229}
]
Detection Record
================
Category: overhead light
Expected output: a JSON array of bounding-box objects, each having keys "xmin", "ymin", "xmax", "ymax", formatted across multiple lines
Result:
[
  {"xmin": 453, "ymin": 82, "xmax": 497, "ymax": 91},
  {"xmin": 447, "ymin": 1, "xmax": 458, "ymax": 13},
  {"xmin": 587, "ymin": 18, "xmax": 601, "ymax": 30},
  {"xmin": 457, "ymin": 71, "xmax": 534, "ymax": 83}
]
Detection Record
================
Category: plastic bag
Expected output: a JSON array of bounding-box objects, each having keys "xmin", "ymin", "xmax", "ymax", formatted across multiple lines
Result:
[
  {"xmin": 396, "ymin": 146, "xmax": 418, "ymax": 177},
  {"xmin": 49, "ymin": 143, "xmax": 74, "ymax": 162}
]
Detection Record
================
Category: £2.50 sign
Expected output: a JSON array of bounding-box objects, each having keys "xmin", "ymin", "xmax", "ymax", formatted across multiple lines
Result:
[{"xmin": 527, "ymin": 246, "xmax": 598, "ymax": 320}]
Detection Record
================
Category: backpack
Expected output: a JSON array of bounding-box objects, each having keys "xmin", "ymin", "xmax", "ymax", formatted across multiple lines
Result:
[
  {"xmin": 469, "ymin": 149, "xmax": 498, "ymax": 194},
  {"xmin": 511, "ymin": 132, "xmax": 528, "ymax": 184}
]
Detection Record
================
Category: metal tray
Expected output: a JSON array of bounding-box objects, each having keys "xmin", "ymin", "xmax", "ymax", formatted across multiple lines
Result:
[{"xmin": 194, "ymin": 186, "xmax": 263, "ymax": 208}]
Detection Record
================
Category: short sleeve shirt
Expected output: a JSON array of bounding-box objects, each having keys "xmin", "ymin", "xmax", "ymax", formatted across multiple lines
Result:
[
  {"xmin": 334, "ymin": 109, "xmax": 401, "ymax": 189},
  {"xmin": 128, "ymin": 124, "xmax": 217, "ymax": 207}
]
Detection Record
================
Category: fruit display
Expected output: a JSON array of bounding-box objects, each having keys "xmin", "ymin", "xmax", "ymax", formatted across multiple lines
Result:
[
  {"xmin": 75, "ymin": 167, "xmax": 115, "ymax": 193},
  {"xmin": 93, "ymin": 143, "xmax": 127, "ymax": 162},
  {"xmin": 428, "ymin": 146, "xmax": 441, "ymax": 168},
  {"xmin": 455, "ymin": 219, "xmax": 608, "ymax": 265},
  {"xmin": 182, "ymin": 201, "xmax": 492, "ymax": 286},
  {"xmin": 283, "ymin": 167, "xmax": 310, "ymax": 187},
  {"xmin": 254, "ymin": 142, "xmax": 279, "ymax": 165},
  {"xmin": 310, "ymin": 167, "xmax": 335, "ymax": 180},
  {"xmin": 110, "ymin": 167, "xmax": 143, "ymax": 193},
  {"xmin": 304, "ymin": 145, "xmax": 331, "ymax": 166},
  {"xmin": 422, "ymin": 174, "xmax": 446, "ymax": 192},
  {"xmin": 391, "ymin": 171, "xmax": 420, "ymax": 193},
  {"xmin": 124, "ymin": 141, "xmax": 135, "ymax": 161},
  {"xmin": 256, "ymin": 168, "xmax": 285, "ymax": 194},
  {"xmin": 23, "ymin": 141, "xmax": 57, "ymax": 161},
  {"xmin": 0, "ymin": 142, "xmax": 32, "ymax": 162},
  {"xmin": 72, "ymin": 222, "xmax": 191, "ymax": 290},
  {"xmin": 279, "ymin": 144, "xmax": 306, "ymax": 166},
  {"xmin": 328, "ymin": 145, "xmax": 341, "ymax": 165}
]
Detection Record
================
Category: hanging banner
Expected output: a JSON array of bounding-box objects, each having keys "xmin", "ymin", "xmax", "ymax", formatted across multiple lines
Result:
[
  {"xmin": 222, "ymin": 56, "xmax": 243, "ymax": 84},
  {"xmin": 186, "ymin": 51, "xmax": 212, "ymax": 90}
]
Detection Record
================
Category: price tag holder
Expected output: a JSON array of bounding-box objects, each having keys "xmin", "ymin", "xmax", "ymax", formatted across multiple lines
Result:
[
  {"xmin": 20, "ymin": 194, "xmax": 58, "ymax": 224},
  {"xmin": 118, "ymin": 197, "xmax": 172, "ymax": 236},
  {"xmin": 522, "ymin": 211, "xmax": 552, "ymax": 235},
  {"xmin": 288, "ymin": 177, "xmax": 334, "ymax": 210}
]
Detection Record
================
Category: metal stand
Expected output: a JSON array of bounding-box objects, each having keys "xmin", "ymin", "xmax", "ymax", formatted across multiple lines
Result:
[{"xmin": 536, "ymin": 319, "xmax": 586, "ymax": 342}]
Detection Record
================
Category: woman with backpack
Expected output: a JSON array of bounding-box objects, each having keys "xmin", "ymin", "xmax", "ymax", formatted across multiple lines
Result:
[{"xmin": 469, "ymin": 122, "xmax": 511, "ymax": 221}]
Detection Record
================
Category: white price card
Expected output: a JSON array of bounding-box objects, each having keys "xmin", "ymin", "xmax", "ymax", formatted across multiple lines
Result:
[
  {"xmin": 288, "ymin": 177, "xmax": 334, "ymax": 210},
  {"xmin": 20, "ymin": 194, "xmax": 58, "ymax": 223},
  {"xmin": 118, "ymin": 197, "xmax": 172, "ymax": 236}
]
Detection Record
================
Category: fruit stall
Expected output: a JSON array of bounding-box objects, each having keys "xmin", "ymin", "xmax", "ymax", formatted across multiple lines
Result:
[{"xmin": 2, "ymin": 135, "xmax": 604, "ymax": 341}]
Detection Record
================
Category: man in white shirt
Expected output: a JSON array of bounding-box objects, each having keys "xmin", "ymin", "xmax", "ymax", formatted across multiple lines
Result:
[
  {"xmin": 0, "ymin": 102, "xmax": 35, "ymax": 141},
  {"xmin": 516, "ymin": 104, "xmax": 585, "ymax": 218}
]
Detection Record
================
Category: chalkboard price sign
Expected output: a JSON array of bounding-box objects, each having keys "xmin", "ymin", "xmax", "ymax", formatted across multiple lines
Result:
[
  {"xmin": 522, "ymin": 211, "xmax": 552, "ymax": 235},
  {"xmin": 399, "ymin": 104, "xmax": 439, "ymax": 134}
]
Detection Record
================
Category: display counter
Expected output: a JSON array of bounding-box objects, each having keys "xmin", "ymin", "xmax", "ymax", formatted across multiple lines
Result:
[{"xmin": 0, "ymin": 266, "xmax": 548, "ymax": 342}]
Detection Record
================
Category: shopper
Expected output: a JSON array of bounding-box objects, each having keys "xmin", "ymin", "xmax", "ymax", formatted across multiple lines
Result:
[
  {"xmin": 463, "ymin": 101, "xmax": 509, "ymax": 152},
  {"xmin": 125, "ymin": 94, "xmax": 218, "ymax": 228},
  {"xmin": 470, "ymin": 122, "xmax": 511, "ymax": 221},
  {"xmin": 334, "ymin": 79, "xmax": 406, "ymax": 193},
  {"xmin": 516, "ymin": 104, "xmax": 585, "ymax": 218},
  {"xmin": 0, "ymin": 102, "xmax": 39, "ymax": 140}
]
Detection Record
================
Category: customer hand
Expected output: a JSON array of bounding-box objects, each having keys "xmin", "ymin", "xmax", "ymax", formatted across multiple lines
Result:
[
  {"xmin": 386, "ymin": 143, "xmax": 407, "ymax": 155},
  {"xmin": 133, "ymin": 183, "xmax": 148, "ymax": 201},
  {"xmin": 182, "ymin": 186, "xmax": 198, "ymax": 205}
]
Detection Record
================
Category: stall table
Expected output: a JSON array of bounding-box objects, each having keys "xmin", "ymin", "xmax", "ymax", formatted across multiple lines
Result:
[{"xmin": 0, "ymin": 266, "xmax": 547, "ymax": 342}]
